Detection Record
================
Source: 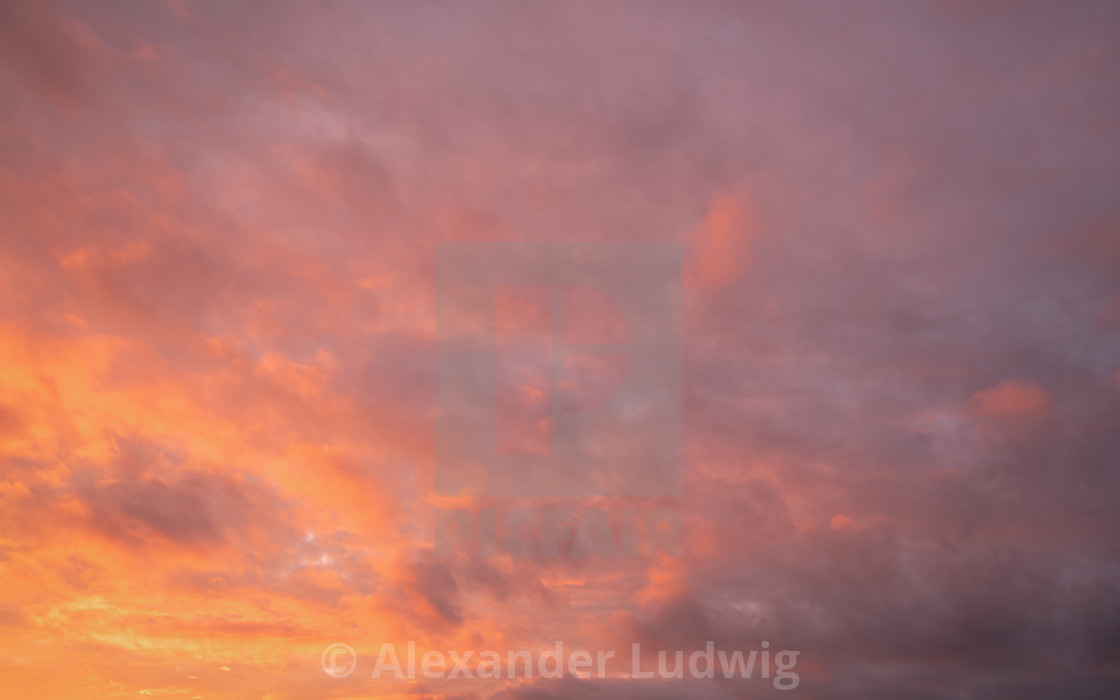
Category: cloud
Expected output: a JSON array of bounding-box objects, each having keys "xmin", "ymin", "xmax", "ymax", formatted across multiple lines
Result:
[
  {"xmin": 688, "ymin": 194, "xmax": 755, "ymax": 288},
  {"xmin": 3, "ymin": 0, "xmax": 1120, "ymax": 698},
  {"xmin": 969, "ymin": 379, "xmax": 1053, "ymax": 422}
]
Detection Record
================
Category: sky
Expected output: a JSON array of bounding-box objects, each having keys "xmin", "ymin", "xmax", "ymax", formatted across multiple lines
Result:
[{"xmin": 2, "ymin": 0, "xmax": 1120, "ymax": 698}]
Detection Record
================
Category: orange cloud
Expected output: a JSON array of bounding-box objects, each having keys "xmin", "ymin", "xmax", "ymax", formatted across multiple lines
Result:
[
  {"xmin": 687, "ymin": 194, "xmax": 755, "ymax": 288},
  {"xmin": 969, "ymin": 379, "xmax": 1053, "ymax": 422},
  {"xmin": 3, "ymin": 1, "xmax": 1119, "ymax": 698}
]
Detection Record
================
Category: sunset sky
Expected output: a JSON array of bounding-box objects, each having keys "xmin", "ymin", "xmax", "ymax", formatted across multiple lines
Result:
[{"xmin": 3, "ymin": 1, "xmax": 1120, "ymax": 698}]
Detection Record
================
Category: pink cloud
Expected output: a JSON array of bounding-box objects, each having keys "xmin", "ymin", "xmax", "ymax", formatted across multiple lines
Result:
[
  {"xmin": 969, "ymin": 379, "xmax": 1053, "ymax": 422},
  {"xmin": 3, "ymin": 1, "xmax": 1120, "ymax": 698}
]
